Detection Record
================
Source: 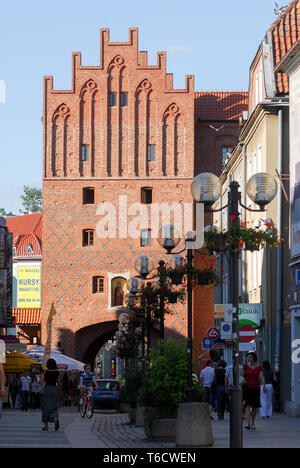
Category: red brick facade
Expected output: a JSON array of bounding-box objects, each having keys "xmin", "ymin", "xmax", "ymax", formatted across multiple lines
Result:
[{"xmin": 42, "ymin": 28, "xmax": 247, "ymax": 365}]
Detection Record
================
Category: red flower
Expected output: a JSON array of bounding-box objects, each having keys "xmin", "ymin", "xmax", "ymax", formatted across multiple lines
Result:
[
  {"xmin": 230, "ymin": 214, "xmax": 237, "ymax": 220},
  {"xmin": 238, "ymin": 240, "xmax": 244, "ymax": 248}
]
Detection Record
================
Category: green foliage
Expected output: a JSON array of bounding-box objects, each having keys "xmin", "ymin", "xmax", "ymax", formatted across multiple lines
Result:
[
  {"xmin": 0, "ymin": 208, "xmax": 16, "ymax": 216},
  {"xmin": 138, "ymin": 339, "xmax": 203, "ymax": 419},
  {"xmin": 20, "ymin": 185, "xmax": 42, "ymax": 213},
  {"xmin": 119, "ymin": 368, "xmax": 145, "ymax": 408}
]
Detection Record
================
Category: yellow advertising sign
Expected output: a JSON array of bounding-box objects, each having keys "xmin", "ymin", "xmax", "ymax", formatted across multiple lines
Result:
[{"xmin": 17, "ymin": 265, "xmax": 41, "ymax": 308}]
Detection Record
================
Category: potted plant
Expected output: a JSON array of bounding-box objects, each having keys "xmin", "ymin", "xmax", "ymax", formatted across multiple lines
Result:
[
  {"xmin": 204, "ymin": 226, "xmax": 227, "ymax": 253},
  {"xmin": 119, "ymin": 368, "xmax": 144, "ymax": 423},
  {"xmin": 166, "ymin": 263, "xmax": 187, "ymax": 285},
  {"xmin": 196, "ymin": 268, "xmax": 219, "ymax": 286},
  {"xmin": 227, "ymin": 219, "xmax": 282, "ymax": 251},
  {"xmin": 137, "ymin": 339, "xmax": 204, "ymax": 442}
]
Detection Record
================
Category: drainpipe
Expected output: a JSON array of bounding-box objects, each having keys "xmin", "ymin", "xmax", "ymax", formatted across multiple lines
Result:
[
  {"xmin": 275, "ymin": 108, "xmax": 283, "ymax": 373},
  {"xmin": 240, "ymin": 143, "xmax": 247, "ymax": 301}
]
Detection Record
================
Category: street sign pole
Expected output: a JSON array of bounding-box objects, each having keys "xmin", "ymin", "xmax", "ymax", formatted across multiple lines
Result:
[{"xmin": 229, "ymin": 182, "xmax": 243, "ymax": 449}]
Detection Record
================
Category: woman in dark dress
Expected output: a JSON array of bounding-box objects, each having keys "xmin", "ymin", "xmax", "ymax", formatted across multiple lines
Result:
[
  {"xmin": 214, "ymin": 360, "xmax": 227, "ymax": 420},
  {"xmin": 40, "ymin": 358, "xmax": 60, "ymax": 431},
  {"xmin": 242, "ymin": 352, "xmax": 266, "ymax": 430}
]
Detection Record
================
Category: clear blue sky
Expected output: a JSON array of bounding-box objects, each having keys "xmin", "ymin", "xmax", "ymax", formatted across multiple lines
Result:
[{"xmin": 0, "ymin": 0, "xmax": 279, "ymax": 214}]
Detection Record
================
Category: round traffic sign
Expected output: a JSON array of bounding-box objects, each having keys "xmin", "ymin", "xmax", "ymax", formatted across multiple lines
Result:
[
  {"xmin": 207, "ymin": 327, "xmax": 220, "ymax": 340},
  {"xmin": 239, "ymin": 325, "xmax": 256, "ymax": 343}
]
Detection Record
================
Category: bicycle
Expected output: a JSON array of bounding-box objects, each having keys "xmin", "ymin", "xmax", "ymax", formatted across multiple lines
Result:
[{"xmin": 79, "ymin": 388, "xmax": 94, "ymax": 419}]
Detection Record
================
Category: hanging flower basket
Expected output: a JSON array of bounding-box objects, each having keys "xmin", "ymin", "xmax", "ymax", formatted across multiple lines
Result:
[
  {"xmin": 204, "ymin": 232, "xmax": 227, "ymax": 253},
  {"xmin": 168, "ymin": 292, "xmax": 178, "ymax": 304},
  {"xmin": 196, "ymin": 269, "xmax": 219, "ymax": 286},
  {"xmin": 168, "ymin": 271, "xmax": 183, "ymax": 285},
  {"xmin": 244, "ymin": 238, "xmax": 261, "ymax": 251}
]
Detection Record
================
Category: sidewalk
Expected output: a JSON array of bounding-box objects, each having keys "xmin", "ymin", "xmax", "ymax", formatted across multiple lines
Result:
[
  {"xmin": 92, "ymin": 410, "xmax": 300, "ymax": 449},
  {"xmin": 1, "ymin": 407, "xmax": 300, "ymax": 448}
]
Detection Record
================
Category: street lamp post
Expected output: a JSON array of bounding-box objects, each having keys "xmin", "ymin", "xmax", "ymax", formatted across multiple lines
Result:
[
  {"xmin": 157, "ymin": 260, "xmax": 166, "ymax": 347},
  {"xmin": 191, "ymin": 171, "xmax": 278, "ymax": 448},
  {"xmin": 134, "ymin": 255, "xmax": 156, "ymax": 366},
  {"xmin": 158, "ymin": 226, "xmax": 195, "ymax": 402}
]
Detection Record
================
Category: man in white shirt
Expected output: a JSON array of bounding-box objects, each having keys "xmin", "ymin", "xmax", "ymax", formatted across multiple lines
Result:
[
  {"xmin": 20, "ymin": 371, "xmax": 32, "ymax": 411},
  {"xmin": 199, "ymin": 360, "xmax": 215, "ymax": 419},
  {"xmin": 0, "ymin": 339, "xmax": 5, "ymax": 419}
]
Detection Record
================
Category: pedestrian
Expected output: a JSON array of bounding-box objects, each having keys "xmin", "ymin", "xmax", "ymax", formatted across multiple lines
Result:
[
  {"xmin": 0, "ymin": 362, "xmax": 5, "ymax": 419},
  {"xmin": 225, "ymin": 360, "xmax": 245, "ymax": 417},
  {"xmin": 20, "ymin": 370, "xmax": 32, "ymax": 411},
  {"xmin": 199, "ymin": 360, "xmax": 215, "ymax": 419},
  {"xmin": 214, "ymin": 360, "xmax": 227, "ymax": 420},
  {"xmin": 40, "ymin": 358, "xmax": 60, "ymax": 431},
  {"xmin": 242, "ymin": 352, "xmax": 266, "ymax": 430},
  {"xmin": 260, "ymin": 360, "xmax": 276, "ymax": 419},
  {"xmin": 30, "ymin": 375, "xmax": 40, "ymax": 409},
  {"xmin": 12, "ymin": 374, "xmax": 21, "ymax": 409}
]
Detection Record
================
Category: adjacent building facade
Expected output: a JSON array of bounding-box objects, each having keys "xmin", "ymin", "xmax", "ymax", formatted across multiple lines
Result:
[
  {"xmin": 212, "ymin": 1, "xmax": 300, "ymax": 412},
  {"xmin": 6, "ymin": 213, "xmax": 42, "ymax": 348},
  {"xmin": 273, "ymin": 0, "xmax": 300, "ymax": 415}
]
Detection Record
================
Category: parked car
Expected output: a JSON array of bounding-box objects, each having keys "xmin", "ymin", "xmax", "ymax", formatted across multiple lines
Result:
[{"xmin": 93, "ymin": 379, "xmax": 120, "ymax": 409}]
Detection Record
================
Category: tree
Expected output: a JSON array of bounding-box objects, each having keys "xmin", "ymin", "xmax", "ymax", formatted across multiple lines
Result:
[
  {"xmin": 20, "ymin": 186, "xmax": 42, "ymax": 213},
  {"xmin": 0, "ymin": 208, "xmax": 16, "ymax": 217}
]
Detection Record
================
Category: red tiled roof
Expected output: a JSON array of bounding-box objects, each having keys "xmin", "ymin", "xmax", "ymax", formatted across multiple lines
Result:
[
  {"xmin": 12, "ymin": 308, "xmax": 42, "ymax": 325},
  {"xmin": 6, "ymin": 213, "xmax": 42, "ymax": 239},
  {"xmin": 195, "ymin": 91, "xmax": 248, "ymax": 121},
  {"xmin": 6, "ymin": 213, "xmax": 42, "ymax": 256},
  {"xmin": 268, "ymin": 0, "xmax": 300, "ymax": 93}
]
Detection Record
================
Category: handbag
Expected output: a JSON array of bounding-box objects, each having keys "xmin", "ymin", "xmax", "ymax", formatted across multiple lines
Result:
[{"xmin": 37, "ymin": 382, "xmax": 46, "ymax": 395}]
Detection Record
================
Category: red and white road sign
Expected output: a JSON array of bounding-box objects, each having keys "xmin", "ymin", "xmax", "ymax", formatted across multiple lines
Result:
[
  {"xmin": 207, "ymin": 327, "xmax": 220, "ymax": 341},
  {"xmin": 239, "ymin": 325, "xmax": 256, "ymax": 343}
]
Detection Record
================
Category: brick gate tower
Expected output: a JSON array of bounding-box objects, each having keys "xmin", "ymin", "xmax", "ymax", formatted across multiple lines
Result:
[
  {"xmin": 42, "ymin": 28, "xmax": 247, "ymax": 364},
  {"xmin": 42, "ymin": 28, "xmax": 199, "ymax": 361}
]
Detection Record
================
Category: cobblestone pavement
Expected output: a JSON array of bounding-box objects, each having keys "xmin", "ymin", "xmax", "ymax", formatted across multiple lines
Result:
[
  {"xmin": 92, "ymin": 409, "xmax": 300, "ymax": 449},
  {"xmin": 92, "ymin": 410, "xmax": 175, "ymax": 448}
]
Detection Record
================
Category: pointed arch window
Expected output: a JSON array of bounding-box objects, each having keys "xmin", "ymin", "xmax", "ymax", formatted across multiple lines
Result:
[{"xmin": 25, "ymin": 244, "xmax": 33, "ymax": 254}]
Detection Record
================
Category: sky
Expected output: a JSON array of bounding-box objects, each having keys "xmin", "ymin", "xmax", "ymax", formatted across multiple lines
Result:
[{"xmin": 0, "ymin": 0, "xmax": 280, "ymax": 214}]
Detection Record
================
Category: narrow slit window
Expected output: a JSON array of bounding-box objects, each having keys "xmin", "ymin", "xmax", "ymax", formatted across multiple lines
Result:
[
  {"xmin": 141, "ymin": 187, "xmax": 152, "ymax": 204},
  {"xmin": 120, "ymin": 93, "xmax": 128, "ymax": 107},
  {"xmin": 109, "ymin": 93, "xmax": 117, "ymax": 107},
  {"xmin": 83, "ymin": 187, "xmax": 95, "ymax": 204},
  {"xmin": 81, "ymin": 145, "xmax": 89, "ymax": 161},
  {"xmin": 93, "ymin": 276, "xmax": 104, "ymax": 293},
  {"xmin": 141, "ymin": 229, "xmax": 151, "ymax": 247},
  {"xmin": 147, "ymin": 144, "xmax": 155, "ymax": 161},
  {"xmin": 83, "ymin": 229, "xmax": 94, "ymax": 246}
]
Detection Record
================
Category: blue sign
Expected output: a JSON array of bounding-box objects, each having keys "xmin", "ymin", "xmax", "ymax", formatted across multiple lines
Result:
[
  {"xmin": 296, "ymin": 270, "xmax": 300, "ymax": 286},
  {"xmin": 213, "ymin": 338, "xmax": 226, "ymax": 349},
  {"xmin": 202, "ymin": 338, "xmax": 213, "ymax": 350}
]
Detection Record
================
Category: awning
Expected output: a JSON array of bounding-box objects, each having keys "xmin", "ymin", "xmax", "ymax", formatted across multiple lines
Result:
[
  {"xmin": 24, "ymin": 346, "xmax": 85, "ymax": 372},
  {"xmin": 4, "ymin": 352, "xmax": 42, "ymax": 373},
  {"xmin": 12, "ymin": 308, "xmax": 41, "ymax": 325}
]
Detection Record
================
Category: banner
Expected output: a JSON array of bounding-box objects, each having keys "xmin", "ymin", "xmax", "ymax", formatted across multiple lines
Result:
[
  {"xmin": 17, "ymin": 265, "xmax": 41, "ymax": 308},
  {"xmin": 0, "ymin": 270, "xmax": 7, "ymax": 326},
  {"xmin": 224, "ymin": 303, "xmax": 262, "ymax": 328},
  {"xmin": 42, "ymin": 303, "xmax": 57, "ymax": 368}
]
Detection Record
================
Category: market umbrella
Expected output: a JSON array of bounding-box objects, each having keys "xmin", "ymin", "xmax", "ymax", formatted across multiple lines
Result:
[
  {"xmin": 24, "ymin": 346, "xmax": 85, "ymax": 372},
  {"xmin": 4, "ymin": 352, "xmax": 42, "ymax": 374}
]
